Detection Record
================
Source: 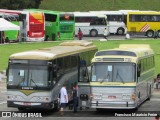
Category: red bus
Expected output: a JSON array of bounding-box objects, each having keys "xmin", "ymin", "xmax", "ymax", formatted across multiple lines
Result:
[{"xmin": 0, "ymin": 9, "xmax": 45, "ymax": 42}]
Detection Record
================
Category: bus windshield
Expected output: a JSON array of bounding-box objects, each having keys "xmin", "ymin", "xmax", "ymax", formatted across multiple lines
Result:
[
  {"xmin": 8, "ymin": 65, "xmax": 49, "ymax": 88},
  {"xmin": 91, "ymin": 62, "xmax": 136, "ymax": 82}
]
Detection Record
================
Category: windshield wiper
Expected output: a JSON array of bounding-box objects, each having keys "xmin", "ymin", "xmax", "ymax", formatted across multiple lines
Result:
[
  {"xmin": 30, "ymin": 72, "xmax": 38, "ymax": 87},
  {"xmin": 116, "ymin": 70, "xmax": 125, "ymax": 84},
  {"xmin": 17, "ymin": 74, "xmax": 26, "ymax": 87},
  {"xmin": 101, "ymin": 73, "xmax": 110, "ymax": 83}
]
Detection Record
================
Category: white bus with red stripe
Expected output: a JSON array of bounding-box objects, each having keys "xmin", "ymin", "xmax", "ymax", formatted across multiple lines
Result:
[{"xmin": 127, "ymin": 11, "xmax": 160, "ymax": 38}]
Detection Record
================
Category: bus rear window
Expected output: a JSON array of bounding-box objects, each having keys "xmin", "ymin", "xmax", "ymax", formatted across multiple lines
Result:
[
  {"xmin": 60, "ymin": 14, "xmax": 74, "ymax": 21},
  {"xmin": 45, "ymin": 14, "xmax": 57, "ymax": 22},
  {"xmin": 4, "ymin": 14, "xmax": 19, "ymax": 21}
]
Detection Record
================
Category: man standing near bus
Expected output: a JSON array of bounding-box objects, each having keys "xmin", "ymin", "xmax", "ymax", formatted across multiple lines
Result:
[
  {"xmin": 60, "ymin": 84, "xmax": 68, "ymax": 116},
  {"xmin": 103, "ymin": 28, "xmax": 108, "ymax": 40}
]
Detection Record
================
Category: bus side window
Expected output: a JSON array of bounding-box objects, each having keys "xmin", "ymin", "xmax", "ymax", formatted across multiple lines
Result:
[
  {"xmin": 56, "ymin": 58, "xmax": 64, "ymax": 79},
  {"xmin": 137, "ymin": 63, "xmax": 141, "ymax": 78}
]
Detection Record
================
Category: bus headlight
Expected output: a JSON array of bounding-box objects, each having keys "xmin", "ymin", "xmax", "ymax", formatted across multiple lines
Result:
[
  {"xmin": 122, "ymin": 94, "xmax": 131, "ymax": 100},
  {"xmin": 31, "ymin": 96, "xmax": 51, "ymax": 102},
  {"xmin": 95, "ymin": 58, "xmax": 102, "ymax": 62},
  {"xmin": 125, "ymin": 58, "xmax": 132, "ymax": 62},
  {"xmin": 7, "ymin": 95, "xmax": 23, "ymax": 101},
  {"xmin": 131, "ymin": 94, "xmax": 136, "ymax": 101},
  {"xmin": 93, "ymin": 94, "xmax": 102, "ymax": 100}
]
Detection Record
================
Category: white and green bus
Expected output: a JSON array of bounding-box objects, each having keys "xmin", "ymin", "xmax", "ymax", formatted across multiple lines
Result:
[
  {"xmin": 79, "ymin": 44, "xmax": 155, "ymax": 110},
  {"xmin": 6, "ymin": 40, "xmax": 97, "ymax": 110}
]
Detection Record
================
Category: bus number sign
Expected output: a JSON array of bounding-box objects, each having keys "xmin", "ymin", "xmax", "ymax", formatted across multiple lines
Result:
[
  {"xmin": 108, "ymin": 96, "xmax": 116, "ymax": 99},
  {"xmin": 23, "ymin": 102, "xmax": 31, "ymax": 106}
]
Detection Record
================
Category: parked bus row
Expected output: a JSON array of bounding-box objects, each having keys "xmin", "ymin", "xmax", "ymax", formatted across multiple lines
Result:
[
  {"xmin": 1, "ymin": 9, "xmax": 160, "ymax": 43},
  {"xmin": 6, "ymin": 41, "xmax": 155, "ymax": 111},
  {"xmin": 0, "ymin": 9, "xmax": 75, "ymax": 43}
]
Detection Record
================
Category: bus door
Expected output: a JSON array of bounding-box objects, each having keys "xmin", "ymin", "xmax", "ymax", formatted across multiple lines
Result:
[
  {"xmin": 78, "ymin": 59, "xmax": 91, "ymax": 110},
  {"xmin": 19, "ymin": 14, "xmax": 27, "ymax": 42}
]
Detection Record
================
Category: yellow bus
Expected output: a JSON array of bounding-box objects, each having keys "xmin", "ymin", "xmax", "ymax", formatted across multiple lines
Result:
[
  {"xmin": 127, "ymin": 11, "xmax": 160, "ymax": 38},
  {"xmin": 79, "ymin": 44, "xmax": 155, "ymax": 110},
  {"xmin": 6, "ymin": 40, "xmax": 97, "ymax": 110}
]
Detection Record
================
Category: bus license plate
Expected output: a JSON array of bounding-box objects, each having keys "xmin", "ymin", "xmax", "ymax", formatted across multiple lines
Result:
[
  {"xmin": 24, "ymin": 102, "xmax": 31, "ymax": 106},
  {"xmin": 108, "ymin": 96, "xmax": 116, "ymax": 99}
]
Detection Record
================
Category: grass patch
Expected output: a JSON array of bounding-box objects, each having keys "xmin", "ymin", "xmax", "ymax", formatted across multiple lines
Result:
[
  {"xmin": 0, "ymin": 40, "xmax": 160, "ymax": 76},
  {"xmin": 40, "ymin": 0, "xmax": 160, "ymax": 12}
]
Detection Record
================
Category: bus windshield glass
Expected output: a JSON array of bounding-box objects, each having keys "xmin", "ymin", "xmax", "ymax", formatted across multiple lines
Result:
[
  {"xmin": 91, "ymin": 62, "xmax": 135, "ymax": 82},
  {"xmin": 8, "ymin": 65, "xmax": 49, "ymax": 87}
]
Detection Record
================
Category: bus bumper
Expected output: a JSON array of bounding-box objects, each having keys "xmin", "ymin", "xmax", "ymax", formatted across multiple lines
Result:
[
  {"xmin": 26, "ymin": 37, "xmax": 45, "ymax": 42},
  {"xmin": 90, "ymin": 101, "xmax": 137, "ymax": 109},
  {"xmin": 7, "ymin": 101, "xmax": 54, "ymax": 109}
]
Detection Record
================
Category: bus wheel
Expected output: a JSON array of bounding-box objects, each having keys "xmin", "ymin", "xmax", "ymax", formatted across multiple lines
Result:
[
  {"xmin": 157, "ymin": 30, "xmax": 160, "ymax": 38},
  {"xmin": 96, "ymin": 108, "xmax": 101, "ymax": 112},
  {"xmin": 117, "ymin": 28, "xmax": 124, "ymax": 35},
  {"xmin": 18, "ymin": 107, "xmax": 26, "ymax": 111},
  {"xmin": 45, "ymin": 35, "xmax": 49, "ymax": 41},
  {"xmin": 54, "ymin": 99, "xmax": 60, "ymax": 111},
  {"xmin": 146, "ymin": 30, "xmax": 154, "ymax": 38},
  {"xmin": 90, "ymin": 29, "xmax": 98, "ymax": 37}
]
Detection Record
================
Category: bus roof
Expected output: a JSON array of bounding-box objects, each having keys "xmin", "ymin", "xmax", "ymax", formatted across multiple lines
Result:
[
  {"xmin": 10, "ymin": 41, "xmax": 97, "ymax": 60},
  {"xmin": 24, "ymin": 9, "xmax": 60, "ymax": 15},
  {"xmin": 0, "ymin": 9, "xmax": 43, "ymax": 15},
  {"xmin": 95, "ymin": 44, "xmax": 154, "ymax": 58},
  {"xmin": 90, "ymin": 11, "xmax": 128, "ymax": 15},
  {"xmin": 128, "ymin": 11, "xmax": 160, "ymax": 15},
  {"xmin": 0, "ymin": 9, "xmax": 23, "ymax": 14},
  {"xmin": 74, "ymin": 12, "xmax": 106, "ymax": 18}
]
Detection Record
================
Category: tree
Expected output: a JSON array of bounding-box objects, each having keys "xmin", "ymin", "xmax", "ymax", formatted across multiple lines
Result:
[{"xmin": 0, "ymin": 0, "xmax": 42, "ymax": 9}]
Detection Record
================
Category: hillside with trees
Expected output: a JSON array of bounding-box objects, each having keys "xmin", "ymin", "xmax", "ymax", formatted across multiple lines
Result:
[{"xmin": 0, "ymin": 0, "xmax": 42, "ymax": 9}]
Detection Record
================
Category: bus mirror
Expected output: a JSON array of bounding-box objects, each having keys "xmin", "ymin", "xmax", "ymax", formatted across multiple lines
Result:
[
  {"xmin": 84, "ymin": 77, "xmax": 89, "ymax": 82},
  {"xmin": 6, "ymin": 68, "xmax": 8, "ymax": 76},
  {"xmin": 82, "ymin": 70, "xmax": 86, "ymax": 77},
  {"xmin": 137, "ymin": 67, "xmax": 141, "ymax": 77}
]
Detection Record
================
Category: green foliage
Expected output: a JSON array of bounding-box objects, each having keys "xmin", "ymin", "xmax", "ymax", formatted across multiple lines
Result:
[
  {"xmin": 0, "ymin": 0, "xmax": 42, "ymax": 9},
  {"xmin": 40, "ymin": 0, "xmax": 160, "ymax": 11}
]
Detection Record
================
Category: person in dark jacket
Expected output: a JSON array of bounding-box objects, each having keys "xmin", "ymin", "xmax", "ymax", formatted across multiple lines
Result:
[
  {"xmin": 154, "ymin": 29, "xmax": 158, "ymax": 39},
  {"xmin": 71, "ymin": 82, "xmax": 78, "ymax": 113}
]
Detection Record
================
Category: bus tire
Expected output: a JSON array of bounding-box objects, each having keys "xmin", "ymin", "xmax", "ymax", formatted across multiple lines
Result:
[
  {"xmin": 157, "ymin": 30, "xmax": 160, "ymax": 38},
  {"xmin": 45, "ymin": 35, "xmax": 49, "ymax": 41},
  {"xmin": 96, "ymin": 108, "xmax": 101, "ymax": 112},
  {"xmin": 54, "ymin": 99, "xmax": 60, "ymax": 111},
  {"xmin": 117, "ymin": 28, "xmax": 124, "ymax": 35},
  {"xmin": 18, "ymin": 107, "xmax": 26, "ymax": 111},
  {"xmin": 90, "ymin": 29, "xmax": 98, "ymax": 37},
  {"xmin": 146, "ymin": 30, "xmax": 154, "ymax": 38}
]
